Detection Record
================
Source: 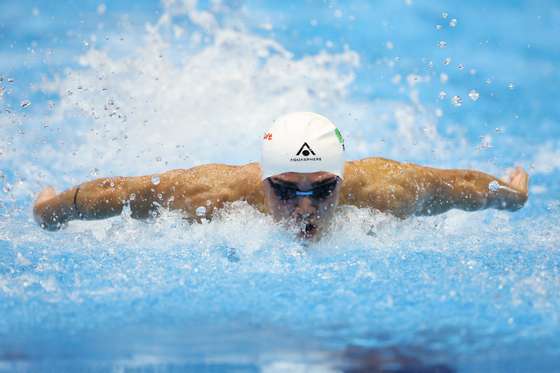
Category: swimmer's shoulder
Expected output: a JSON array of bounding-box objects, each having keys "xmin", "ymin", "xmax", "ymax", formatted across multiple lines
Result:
[
  {"xmin": 158, "ymin": 163, "xmax": 264, "ymax": 206},
  {"xmin": 160, "ymin": 163, "xmax": 261, "ymax": 183},
  {"xmin": 344, "ymin": 157, "xmax": 404, "ymax": 177}
]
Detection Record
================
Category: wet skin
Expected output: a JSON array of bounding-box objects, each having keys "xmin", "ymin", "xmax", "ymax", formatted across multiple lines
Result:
[
  {"xmin": 262, "ymin": 172, "xmax": 341, "ymax": 239},
  {"xmin": 33, "ymin": 157, "xmax": 530, "ymax": 239}
]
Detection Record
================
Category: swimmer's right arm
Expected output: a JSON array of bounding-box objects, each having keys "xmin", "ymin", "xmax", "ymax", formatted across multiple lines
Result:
[{"xmin": 33, "ymin": 163, "xmax": 265, "ymax": 231}]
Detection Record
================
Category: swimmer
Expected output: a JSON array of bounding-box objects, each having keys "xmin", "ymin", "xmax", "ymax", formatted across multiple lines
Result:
[{"xmin": 33, "ymin": 112, "xmax": 529, "ymax": 239}]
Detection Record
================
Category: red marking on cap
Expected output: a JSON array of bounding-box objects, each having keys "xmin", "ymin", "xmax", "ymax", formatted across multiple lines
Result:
[{"xmin": 263, "ymin": 133, "xmax": 273, "ymax": 141}]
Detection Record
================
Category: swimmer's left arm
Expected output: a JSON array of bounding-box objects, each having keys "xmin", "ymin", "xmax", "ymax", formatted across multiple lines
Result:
[
  {"xmin": 341, "ymin": 158, "xmax": 528, "ymax": 217},
  {"xmin": 414, "ymin": 165, "xmax": 529, "ymax": 216}
]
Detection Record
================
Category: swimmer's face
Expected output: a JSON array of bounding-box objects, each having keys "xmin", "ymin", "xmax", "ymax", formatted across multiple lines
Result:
[{"xmin": 263, "ymin": 172, "xmax": 342, "ymax": 239}]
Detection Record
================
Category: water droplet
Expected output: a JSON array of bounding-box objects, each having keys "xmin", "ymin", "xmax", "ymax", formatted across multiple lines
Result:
[
  {"xmin": 485, "ymin": 78, "xmax": 492, "ymax": 85},
  {"xmin": 16, "ymin": 252, "xmax": 32, "ymax": 266},
  {"xmin": 508, "ymin": 82, "xmax": 515, "ymax": 90},
  {"xmin": 451, "ymin": 95, "xmax": 462, "ymax": 107},
  {"xmin": 195, "ymin": 206, "xmax": 206, "ymax": 217},
  {"xmin": 440, "ymin": 73, "xmax": 449, "ymax": 83},
  {"xmin": 151, "ymin": 175, "xmax": 160, "ymax": 185},
  {"xmin": 89, "ymin": 168, "xmax": 99, "ymax": 177},
  {"xmin": 457, "ymin": 64, "xmax": 464, "ymax": 70},
  {"xmin": 488, "ymin": 181, "xmax": 500, "ymax": 192},
  {"xmin": 20, "ymin": 100, "xmax": 31, "ymax": 109},
  {"xmin": 442, "ymin": 12, "xmax": 448, "ymax": 19},
  {"xmin": 122, "ymin": 202, "xmax": 131, "ymax": 217},
  {"xmin": 97, "ymin": 3, "xmax": 107, "ymax": 15},
  {"xmin": 129, "ymin": 193, "xmax": 136, "ymax": 201},
  {"xmin": 435, "ymin": 108, "xmax": 443, "ymax": 117},
  {"xmin": 386, "ymin": 41, "xmax": 394, "ymax": 50},
  {"xmin": 7, "ymin": 78, "xmax": 14, "ymax": 83},
  {"xmin": 449, "ymin": 18, "xmax": 458, "ymax": 27},
  {"xmin": 443, "ymin": 57, "xmax": 451, "ymax": 65},
  {"xmin": 439, "ymin": 91, "xmax": 447, "ymax": 100},
  {"xmin": 438, "ymin": 41, "xmax": 447, "ymax": 48},
  {"xmin": 495, "ymin": 127, "xmax": 504, "ymax": 133},
  {"xmin": 468, "ymin": 89, "xmax": 480, "ymax": 101},
  {"xmin": 435, "ymin": 24, "xmax": 443, "ymax": 31}
]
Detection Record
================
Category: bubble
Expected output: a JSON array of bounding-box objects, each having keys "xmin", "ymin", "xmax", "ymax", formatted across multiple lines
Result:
[
  {"xmin": 457, "ymin": 64, "xmax": 464, "ymax": 70},
  {"xmin": 451, "ymin": 95, "xmax": 462, "ymax": 107},
  {"xmin": 386, "ymin": 41, "xmax": 394, "ymax": 50},
  {"xmin": 443, "ymin": 57, "xmax": 451, "ymax": 65},
  {"xmin": 439, "ymin": 91, "xmax": 447, "ymax": 100},
  {"xmin": 20, "ymin": 100, "xmax": 31, "ymax": 109},
  {"xmin": 468, "ymin": 89, "xmax": 480, "ymax": 101},
  {"xmin": 440, "ymin": 73, "xmax": 449, "ymax": 83},
  {"xmin": 89, "ymin": 168, "xmax": 99, "ymax": 177},
  {"xmin": 196, "ymin": 206, "xmax": 207, "ymax": 217},
  {"xmin": 488, "ymin": 181, "xmax": 501, "ymax": 192},
  {"xmin": 508, "ymin": 82, "xmax": 515, "ymax": 90},
  {"xmin": 449, "ymin": 18, "xmax": 458, "ymax": 27},
  {"xmin": 442, "ymin": 12, "xmax": 448, "ymax": 19},
  {"xmin": 438, "ymin": 41, "xmax": 447, "ymax": 49},
  {"xmin": 435, "ymin": 24, "xmax": 443, "ymax": 31},
  {"xmin": 151, "ymin": 175, "xmax": 160, "ymax": 185}
]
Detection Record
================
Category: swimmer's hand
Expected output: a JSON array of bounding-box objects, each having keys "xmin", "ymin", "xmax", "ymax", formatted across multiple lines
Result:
[
  {"xmin": 491, "ymin": 165, "xmax": 529, "ymax": 211},
  {"xmin": 502, "ymin": 166, "xmax": 529, "ymax": 196},
  {"xmin": 33, "ymin": 186, "xmax": 76, "ymax": 231}
]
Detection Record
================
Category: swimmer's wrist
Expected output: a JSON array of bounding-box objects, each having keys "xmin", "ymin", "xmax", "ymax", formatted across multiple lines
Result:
[{"xmin": 52, "ymin": 187, "xmax": 81, "ymax": 223}]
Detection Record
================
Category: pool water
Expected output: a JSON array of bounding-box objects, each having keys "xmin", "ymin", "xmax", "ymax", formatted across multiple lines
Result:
[{"xmin": 1, "ymin": 0, "xmax": 559, "ymax": 371}]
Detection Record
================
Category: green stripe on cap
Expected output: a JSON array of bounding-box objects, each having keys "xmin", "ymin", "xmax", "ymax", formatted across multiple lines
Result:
[{"xmin": 335, "ymin": 128, "xmax": 344, "ymax": 144}]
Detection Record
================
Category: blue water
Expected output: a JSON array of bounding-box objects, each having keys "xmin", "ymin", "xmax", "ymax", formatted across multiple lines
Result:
[{"xmin": 1, "ymin": 0, "xmax": 559, "ymax": 371}]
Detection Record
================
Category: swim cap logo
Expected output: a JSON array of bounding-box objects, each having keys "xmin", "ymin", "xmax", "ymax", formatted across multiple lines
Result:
[
  {"xmin": 291, "ymin": 143, "xmax": 321, "ymax": 162},
  {"xmin": 296, "ymin": 142, "xmax": 315, "ymax": 157},
  {"xmin": 263, "ymin": 133, "xmax": 272, "ymax": 141}
]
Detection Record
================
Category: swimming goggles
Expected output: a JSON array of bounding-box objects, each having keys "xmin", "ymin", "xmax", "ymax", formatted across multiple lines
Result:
[{"xmin": 267, "ymin": 177, "xmax": 340, "ymax": 201}]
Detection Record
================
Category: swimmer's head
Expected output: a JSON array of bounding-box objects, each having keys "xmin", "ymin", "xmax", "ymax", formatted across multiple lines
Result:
[
  {"xmin": 261, "ymin": 112, "xmax": 345, "ymax": 180},
  {"xmin": 261, "ymin": 112, "xmax": 345, "ymax": 239}
]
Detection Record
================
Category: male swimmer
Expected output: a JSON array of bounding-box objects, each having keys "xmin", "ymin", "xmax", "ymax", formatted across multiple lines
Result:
[{"xmin": 33, "ymin": 112, "xmax": 529, "ymax": 239}]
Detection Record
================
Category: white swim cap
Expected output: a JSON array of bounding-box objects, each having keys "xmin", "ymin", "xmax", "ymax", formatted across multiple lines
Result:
[{"xmin": 261, "ymin": 112, "xmax": 345, "ymax": 180}]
